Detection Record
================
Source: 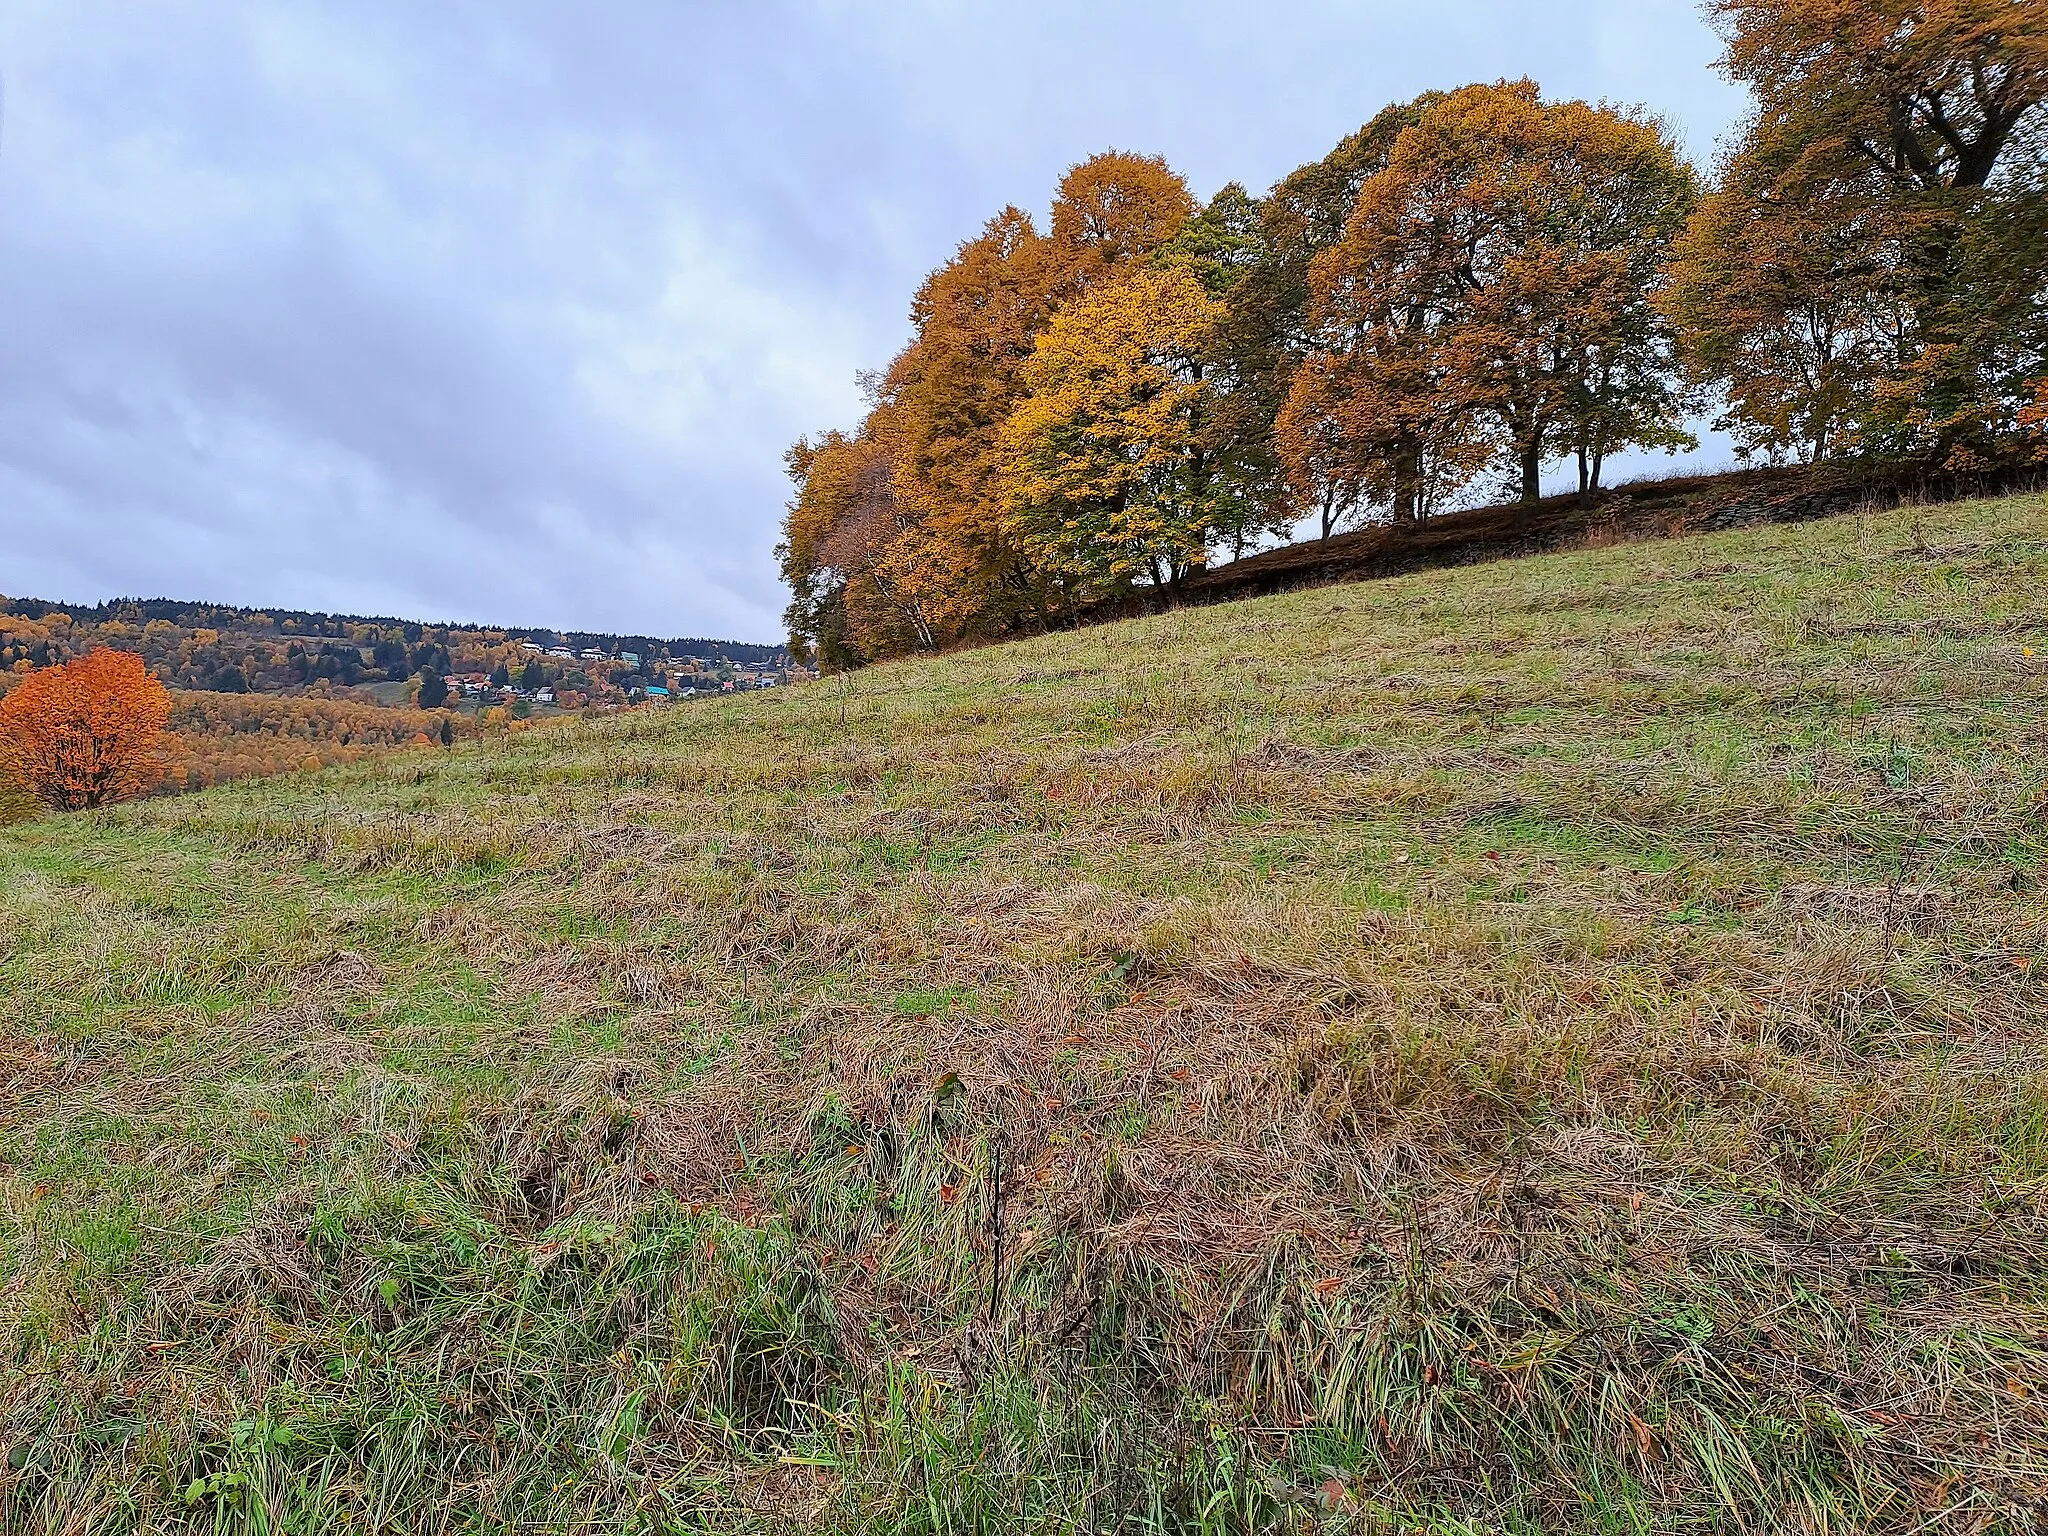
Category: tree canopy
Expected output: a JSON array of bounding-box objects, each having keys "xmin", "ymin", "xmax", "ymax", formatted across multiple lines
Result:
[
  {"xmin": 1284, "ymin": 83, "xmax": 1698, "ymax": 512},
  {"xmin": 0, "ymin": 648, "xmax": 172, "ymax": 810},
  {"xmin": 998, "ymin": 262, "xmax": 1266, "ymax": 600},
  {"xmin": 1668, "ymin": 0, "xmax": 2048, "ymax": 464},
  {"xmin": 783, "ymin": 30, "xmax": 2048, "ymax": 667}
]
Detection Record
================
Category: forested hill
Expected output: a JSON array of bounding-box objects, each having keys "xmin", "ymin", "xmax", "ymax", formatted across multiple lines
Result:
[{"xmin": 0, "ymin": 593, "xmax": 786, "ymax": 697}]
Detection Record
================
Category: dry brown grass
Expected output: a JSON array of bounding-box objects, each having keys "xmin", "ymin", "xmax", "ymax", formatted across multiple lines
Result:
[{"xmin": 4, "ymin": 494, "xmax": 2048, "ymax": 1531}]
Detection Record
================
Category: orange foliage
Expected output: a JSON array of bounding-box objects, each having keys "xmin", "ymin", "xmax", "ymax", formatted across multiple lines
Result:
[
  {"xmin": 1671, "ymin": 0, "xmax": 2048, "ymax": 462},
  {"xmin": 160, "ymin": 693, "xmax": 465, "ymax": 792},
  {"xmin": 1039, "ymin": 151, "xmax": 1197, "ymax": 298},
  {"xmin": 0, "ymin": 648, "xmax": 172, "ymax": 810},
  {"xmin": 782, "ymin": 153, "xmax": 1201, "ymax": 665},
  {"xmin": 782, "ymin": 42, "xmax": 2043, "ymax": 667},
  {"xmin": 1286, "ymin": 82, "xmax": 1697, "ymax": 512},
  {"xmin": 2022, "ymin": 376, "xmax": 2048, "ymax": 459}
]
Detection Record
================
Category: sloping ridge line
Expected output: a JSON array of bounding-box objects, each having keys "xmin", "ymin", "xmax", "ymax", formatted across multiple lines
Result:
[{"xmin": 1071, "ymin": 462, "xmax": 2047, "ymax": 626}]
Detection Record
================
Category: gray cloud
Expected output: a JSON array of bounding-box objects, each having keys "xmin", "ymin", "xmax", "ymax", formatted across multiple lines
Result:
[{"xmin": 0, "ymin": 1, "xmax": 1748, "ymax": 639}]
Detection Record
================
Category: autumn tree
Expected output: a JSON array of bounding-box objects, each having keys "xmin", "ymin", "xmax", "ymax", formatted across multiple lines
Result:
[
  {"xmin": 1286, "ymin": 82, "xmax": 1698, "ymax": 512},
  {"xmin": 782, "ymin": 152, "xmax": 1201, "ymax": 663},
  {"xmin": 780, "ymin": 425, "xmax": 942, "ymax": 666},
  {"xmin": 0, "ymin": 648, "xmax": 172, "ymax": 810},
  {"xmin": 1664, "ymin": 154, "xmax": 1913, "ymax": 462},
  {"xmin": 1038, "ymin": 151, "xmax": 1200, "ymax": 300},
  {"xmin": 866, "ymin": 209, "xmax": 1050, "ymax": 648},
  {"xmin": 1669, "ymin": 0, "xmax": 2048, "ymax": 464},
  {"xmin": 997, "ymin": 262, "xmax": 1274, "ymax": 598},
  {"xmin": 1278, "ymin": 318, "xmax": 1488, "ymax": 532},
  {"xmin": 1207, "ymin": 96, "xmax": 1446, "ymax": 537}
]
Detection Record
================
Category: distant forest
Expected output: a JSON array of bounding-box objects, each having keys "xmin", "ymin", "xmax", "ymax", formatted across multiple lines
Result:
[
  {"xmin": 1, "ymin": 596, "xmax": 785, "ymax": 672},
  {"xmin": 1, "ymin": 595, "xmax": 784, "ymax": 702}
]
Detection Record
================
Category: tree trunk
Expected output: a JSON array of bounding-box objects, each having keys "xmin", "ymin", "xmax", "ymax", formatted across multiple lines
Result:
[
  {"xmin": 1393, "ymin": 444, "xmax": 1421, "ymax": 523},
  {"xmin": 1520, "ymin": 437, "xmax": 1543, "ymax": 505}
]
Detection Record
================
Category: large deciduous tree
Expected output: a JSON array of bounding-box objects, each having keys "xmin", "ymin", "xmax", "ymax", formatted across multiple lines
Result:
[
  {"xmin": 1664, "ymin": 156, "xmax": 1914, "ymax": 463},
  {"xmin": 780, "ymin": 424, "xmax": 946, "ymax": 666},
  {"xmin": 1668, "ymin": 0, "xmax": 2048, "ymax": 464},
  {"xmin": 1285, "ymin": 82, "xmax": 1699, "ymax": 513},
  {"xmin": 997, "ymin": 262, "xmax": 1269, "ymax": 599},
  {"xmin": 0, "ymin": 648, "xmax": 171, "ymax": 810},
  {"xmin": 1213, "ymin": 96, "xmax": 1446, "ymax": 537},
  {"xmin": 782, "ymin": 153, "xmax": 1201, "ymax": 663}
]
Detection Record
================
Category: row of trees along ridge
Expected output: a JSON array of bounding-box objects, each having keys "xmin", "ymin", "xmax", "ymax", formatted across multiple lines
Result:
[{"xmin": 782, "ymin": 0, "xmax": 2048, "ymax": 668}]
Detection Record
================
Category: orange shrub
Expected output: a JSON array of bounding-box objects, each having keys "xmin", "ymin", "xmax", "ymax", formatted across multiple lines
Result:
[{"xmin": 0, "ymin": 648, "xmax": 172, "ymax": 810}]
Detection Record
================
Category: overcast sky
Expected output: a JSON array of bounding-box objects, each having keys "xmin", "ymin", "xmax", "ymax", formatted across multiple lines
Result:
[{"xmin": 0, "ymin": 2, "xmax": 1749, "ymax": 642}]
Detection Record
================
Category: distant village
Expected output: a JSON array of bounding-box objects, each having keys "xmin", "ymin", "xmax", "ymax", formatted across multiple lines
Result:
[
  {"xmin": 450, "ymin": 641, "xmax": 813, "ymax": 714},
  {"xmin": 0, "ymin": 594, "xmax": 814, "ymax": 720}
]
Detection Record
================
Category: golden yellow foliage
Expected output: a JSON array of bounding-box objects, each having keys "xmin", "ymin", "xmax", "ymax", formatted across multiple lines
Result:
[{"xmin": 997, "ymin": 263, "xmax": 1237, "ymax": 597}]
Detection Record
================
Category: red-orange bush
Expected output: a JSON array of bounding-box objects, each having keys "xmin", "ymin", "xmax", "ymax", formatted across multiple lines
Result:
[{"xmin": 0, "ymin": 648, "xmax": 172, "ymax": 810}]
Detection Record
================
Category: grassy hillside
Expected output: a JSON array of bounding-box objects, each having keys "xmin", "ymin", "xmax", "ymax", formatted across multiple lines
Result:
[{"xmin": 6, "ymin": 497, "xmax": 2048, "ymax": 1533}]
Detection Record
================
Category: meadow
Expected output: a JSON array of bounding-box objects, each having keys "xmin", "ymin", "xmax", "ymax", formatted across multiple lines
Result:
[{"xmin": 5, "ymin": 494, "xmax": 2048, "ymax": 1533}]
